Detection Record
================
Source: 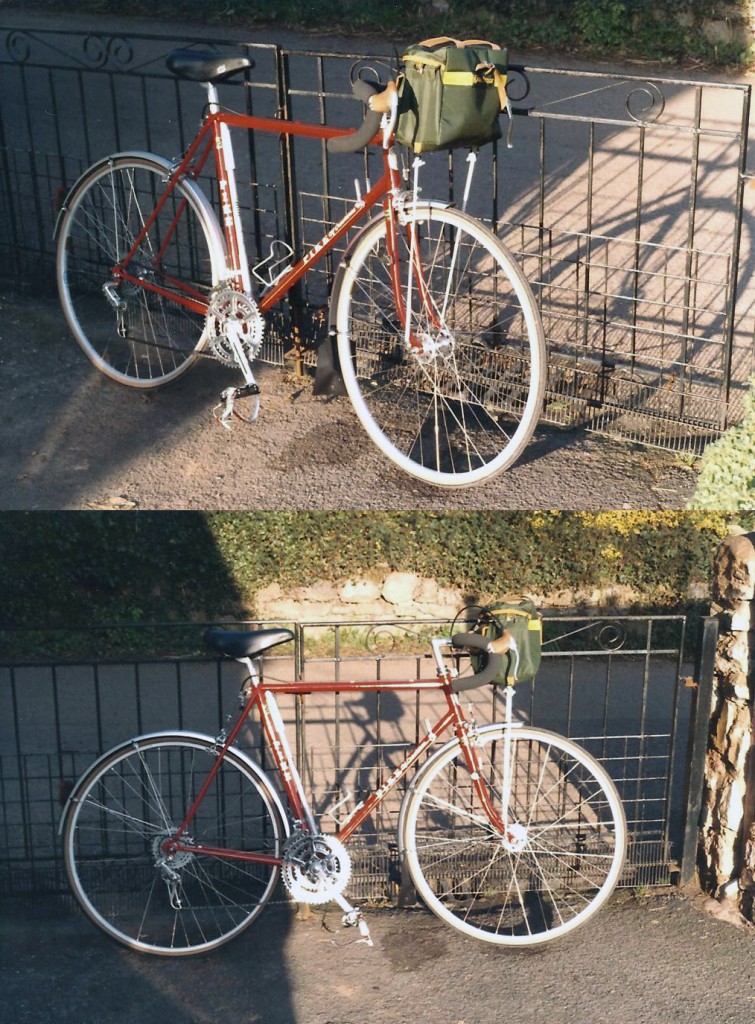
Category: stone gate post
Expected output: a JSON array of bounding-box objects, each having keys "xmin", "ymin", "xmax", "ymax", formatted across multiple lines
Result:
[{"xmin": 700, "ymin": 530, "xmax": 755, "ymax": 919}]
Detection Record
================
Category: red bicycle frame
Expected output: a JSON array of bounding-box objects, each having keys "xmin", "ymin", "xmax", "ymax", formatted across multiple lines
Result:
[
  {"xmin": 165, "ymin": 660, "xmax": 509, "ymax": 866},
  {"xmin": 112, "ymin": 103, "xmax": 435, "ymax": 346}
]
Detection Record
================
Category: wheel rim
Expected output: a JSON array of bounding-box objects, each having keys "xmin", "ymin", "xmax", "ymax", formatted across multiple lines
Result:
[
  {"xmin": 404, "ymin": 727, "xmax": 626, "ymax": 945},
  {"xmin": 58, "ymin": 160, "xmax": 216, "ymax": 387},
  {"xmin": 336, "ymin": 208, "xmax": 545, "ymax": 487},
  {"xmin": 64, "ymin": 738, "xmax": 281, "ymax": 954}
]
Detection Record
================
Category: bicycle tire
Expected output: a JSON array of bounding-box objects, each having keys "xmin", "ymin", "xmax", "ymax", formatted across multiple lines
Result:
[
  {"xmin": 62, "ymin": 732, "xmax": 285, "ymax": 955},
  {"xmin": 56, "ymin": 153, "xmax": 224, "ymax": 388},
  {"xmin": 332, "ymin": 205, "xmax": 546, "ymax": 487},
  {"xmin": 399, "ymin": 724, "xmax": 626, "ymax": 946}
]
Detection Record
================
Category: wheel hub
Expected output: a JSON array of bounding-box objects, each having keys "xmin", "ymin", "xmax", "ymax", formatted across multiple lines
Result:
[
  {"xmin": 412, "ymin": 329, "xmax": 455, "ymax": 363},
  {"xmin": 500, "ymin": 822, "xmax": 528, "ymax": 854},
  {"xmin": 152, "ymin": 832, "xmax": 194, "ymax": 870}
]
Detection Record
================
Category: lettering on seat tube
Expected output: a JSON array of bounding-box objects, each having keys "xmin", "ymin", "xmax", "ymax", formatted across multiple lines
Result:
[{"xmin": 259, "ymin": 691, "xmax": 316, "ymax": 832}]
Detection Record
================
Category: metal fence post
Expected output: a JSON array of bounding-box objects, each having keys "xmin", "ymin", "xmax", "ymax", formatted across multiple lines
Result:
[
  {"xmin": 679, "ymin": 614, "xmax": 718, "ymax": 887},
  {"xmin": 0, "ymin": 86, "xmax": 21, "ymax": 286},
  {"xmin": 274, "ymin": 44, "xmax": 305, "ymax": 376}
]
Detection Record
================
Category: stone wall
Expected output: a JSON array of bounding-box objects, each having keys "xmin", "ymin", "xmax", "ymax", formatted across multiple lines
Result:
[
  {"xmin": 700, "ymin": 530, "xmax": 755, "ymax": 919},
  {"xmin": 254, "ymin": 573, "xmax": 707, "ymax": 624}
]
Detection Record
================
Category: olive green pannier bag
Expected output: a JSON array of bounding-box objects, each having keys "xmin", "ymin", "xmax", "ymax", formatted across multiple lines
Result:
[
  {"xmin": 470, "ymin": 598, "xmax": 542, "ymax": 686},
  {"xmin": 396, "ymin": 37, "xmax": 509, "ymax": 154}
]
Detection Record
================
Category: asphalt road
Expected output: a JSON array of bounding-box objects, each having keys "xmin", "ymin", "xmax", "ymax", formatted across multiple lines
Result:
[
  {"xmin": 2, "ymin": 889, "xmax": 754, "ymax": 1024},
  {"xmin": 0, "ymin": 289, "xmax": 698, "ymax": 510}
]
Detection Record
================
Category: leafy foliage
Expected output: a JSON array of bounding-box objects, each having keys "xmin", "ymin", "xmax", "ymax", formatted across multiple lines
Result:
[
  {"xmin": 2, "ymin": 513, "xmax": 754, "ymax": 641},
  {"xmin": 690, "ymin": 383, "xmax": 755, "ymax": 510}
]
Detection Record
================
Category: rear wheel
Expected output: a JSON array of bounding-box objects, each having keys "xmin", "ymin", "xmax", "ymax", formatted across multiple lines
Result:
[
  {"xmin": 57, "ymin": 155, "xmax": 222, "ymax": 387},
  {"xmin": 400, "ymin": 725, "xmax": 626, "ymax": 945},
  {"xmin": 62, "ymin": 734, "xmax": 284, "ymax": 955},
  {"xmin": 333, "ymin": 205, "xmax": 546, "ymax": 487}
]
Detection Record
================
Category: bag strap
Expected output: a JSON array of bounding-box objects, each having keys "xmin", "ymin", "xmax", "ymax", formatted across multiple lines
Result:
[
  {"xmin": 459, "ymin": 39, "xmax": 501, "ymax": 50},
  {"xmin": 416, "ymin": 36, "xmax": 462, "ymax": 49},
  {"xmin": 415, "ymin": 37, "xmax": 501, "ymax": 51}
]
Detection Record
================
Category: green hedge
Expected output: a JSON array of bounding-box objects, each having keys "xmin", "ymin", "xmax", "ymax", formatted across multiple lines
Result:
[
  {"xmin": 1, "ymin": 512, "xmax": 753, "ymax": 634},
  {"xmin": 20, "ymin": 1, "xmax": 755, "ymax": 68},
  {"xmin": 689, "ymin": 382, "xmax": 755, "ymax": 510}
]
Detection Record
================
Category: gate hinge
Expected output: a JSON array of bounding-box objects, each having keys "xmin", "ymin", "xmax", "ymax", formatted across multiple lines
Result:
[{"xmin": 681, "ymin": 676, "xmax": 698, "ymax": 688}]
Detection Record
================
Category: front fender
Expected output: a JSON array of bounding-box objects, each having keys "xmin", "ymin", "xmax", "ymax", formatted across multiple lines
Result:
[{"xmin": 313, "ymin": 201, "xmax": 452, "ymax": 396}]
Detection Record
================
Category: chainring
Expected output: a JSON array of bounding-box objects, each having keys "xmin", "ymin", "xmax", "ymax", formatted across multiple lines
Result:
[
  {"xmin": 206, "ymin": 287, "xmax": 264, "ymax": 364},
  {"xmin": 281, "ymin": 832, "xmax": 351, "ymax": 905}
]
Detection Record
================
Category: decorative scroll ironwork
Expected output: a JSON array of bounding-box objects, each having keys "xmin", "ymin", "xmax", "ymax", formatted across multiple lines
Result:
[
  {"xmin": 3, "ymin": 28, "xmax": 134, "ymax": 69},
  {"xmin": 364, "ymin": 622, "xmax": 433, "ymax": 655},
  {"xmin": 625, "ymin": 81, "xmax": 665, "ymax": 124},
  {"xmin": 450, "ymin": 605, "xmax": 628, "ymax": 654}
]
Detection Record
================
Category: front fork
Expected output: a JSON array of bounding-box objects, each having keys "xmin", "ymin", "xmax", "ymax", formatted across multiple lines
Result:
[
  {"xmin": 431, "ymin": 638, "xmax": 521, "ymax": 844},
  {"xmin": 384, "ymin": 149, "xmax": 479, "ymax": 353}
]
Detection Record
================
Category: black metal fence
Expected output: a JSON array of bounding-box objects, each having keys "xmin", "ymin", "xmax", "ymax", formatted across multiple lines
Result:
[
  {"xmin": 2, "ymin": 24, "xmax": 753, "ymax": 451},
  {"xmin": 0, "ymin": 612, "xmax": 716, "ymax": 899}
]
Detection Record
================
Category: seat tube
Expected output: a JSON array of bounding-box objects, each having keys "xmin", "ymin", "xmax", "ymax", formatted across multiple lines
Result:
[
  {"xmin": 206, "ymin": 81, "xmax": 253, "ymax": 294},
  {"xmin": 259, "ymin": 690, "xmax": 317, "ymax": 833}
]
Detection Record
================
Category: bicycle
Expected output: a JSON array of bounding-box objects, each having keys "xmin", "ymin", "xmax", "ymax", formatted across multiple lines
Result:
[
  {"xmin": 60, "ymin": 627, "xmax": 627, "ymax": 955},
  {"xmin": 54, "ymin": 48, "xmax": 546, "ymax": 488}
]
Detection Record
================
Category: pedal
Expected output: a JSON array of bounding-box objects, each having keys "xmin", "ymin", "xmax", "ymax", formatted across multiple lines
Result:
[
  {"xmin": 334, "ymin": 892, "xmax": 373, "ymax": 947},
  {"xmin": 213, "ymin": 382, "xmax": 261, "ymax": 429},
  {"xmin": 340, "ymin": 908, "xmax": 373, "ymax": 947}
]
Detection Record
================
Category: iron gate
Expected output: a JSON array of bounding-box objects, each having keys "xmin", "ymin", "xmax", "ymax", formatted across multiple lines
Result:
[
  {"xmin": 0, "ymin": 613, "xmax": 715, "ymax": 898},
  {"xmin": 1, "ymin": 24, "xmax": 754, "ymax": 453}
]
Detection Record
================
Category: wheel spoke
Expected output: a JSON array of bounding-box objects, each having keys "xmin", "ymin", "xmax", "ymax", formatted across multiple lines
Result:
[
  {"xmin": 404, "ymin": 726, "xmax": 626, "ymax": 945},
  {"xmin": 337, "ymin": 207, "xmax": 545, "ymax": 485},
  {"xmin": 63, "ymin": 737, "xmax": 282, "ymax": 954}
]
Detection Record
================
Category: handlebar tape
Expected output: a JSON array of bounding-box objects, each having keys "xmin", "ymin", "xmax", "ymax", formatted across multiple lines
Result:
[
  {"xmin": 327, "ymin": 79, "xmax": 383, "ymax": 154},
  {"xmin": 450, "ymin": 632, "xmax": 504, "ymax": 693}
]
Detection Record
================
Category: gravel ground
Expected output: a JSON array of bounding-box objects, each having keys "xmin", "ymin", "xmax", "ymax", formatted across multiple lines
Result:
[
  {"xmin": 2, "ymin": 889, "xmax": 754, "ymax": 1024},
  {"xmin": 0, "ymin": 290, "xmax": 698, "ymax": 510}
]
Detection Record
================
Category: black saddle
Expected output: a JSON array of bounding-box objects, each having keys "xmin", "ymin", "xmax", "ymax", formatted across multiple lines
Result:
[
  {"xmin": 166, "ymin": 50, "xmax": 254, "ymax": 84},
  {"xmin": 205, "ymin": 627, "xmax": 294, "ymax": 660}
]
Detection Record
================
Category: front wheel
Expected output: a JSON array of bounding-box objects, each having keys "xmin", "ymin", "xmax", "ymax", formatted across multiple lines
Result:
[
  {"xmin": 400, "ymin": 725, "xmax": 626, "ymax": 946},
  {"xmin": 333, "ymin": 205, "xmax": 546, "ymax": 487},
  {"xmin": 62, "ymin": 733, "xmax": 284, "ymax": 955}
]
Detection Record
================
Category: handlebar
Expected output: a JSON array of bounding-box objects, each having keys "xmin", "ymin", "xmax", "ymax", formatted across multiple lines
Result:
[
  {"xmin": 449, "ymin": 632, "xmax": 506, "ymax": 693},
  {"xmin": 327, "ymin": 79, "xmax": 397, "ymax": 154}
]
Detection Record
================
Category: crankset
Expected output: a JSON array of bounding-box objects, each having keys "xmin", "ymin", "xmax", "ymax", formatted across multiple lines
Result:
[{"xmin": 282, "ymin": 832, "xmax": 351, "ymax": 905}]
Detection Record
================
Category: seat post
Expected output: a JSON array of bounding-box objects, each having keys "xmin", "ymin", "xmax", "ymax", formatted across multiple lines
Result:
[{"xmin": 206, "ymin": 80, "xmax": 221, "ymax": 114}]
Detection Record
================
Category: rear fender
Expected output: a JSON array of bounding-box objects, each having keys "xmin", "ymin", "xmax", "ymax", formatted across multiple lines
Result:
[
  {"xmin": 58, "ymin": 730, "xmax": 289, "ymax": 839},
  {"xmin": 53, "ymin": 151, "xmax": 226, "ymax": 274}
]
